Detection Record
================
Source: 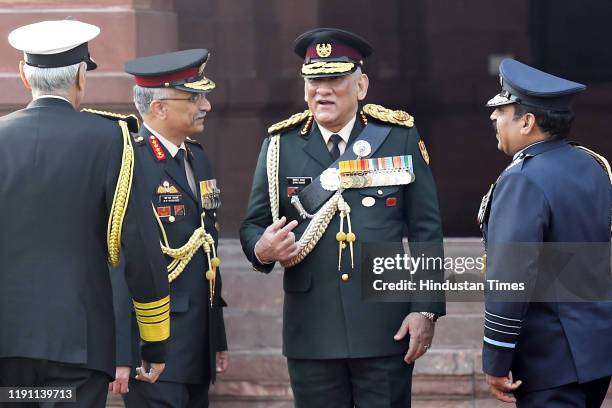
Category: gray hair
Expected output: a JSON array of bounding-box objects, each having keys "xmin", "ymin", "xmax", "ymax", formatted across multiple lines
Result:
[
  {"xmin": 133, "ymin": 85, "xmax": 173, "ymax": 116},
  {"xmin": 22, "ymin": 62, "xmax": 83, "ymax": 98}
]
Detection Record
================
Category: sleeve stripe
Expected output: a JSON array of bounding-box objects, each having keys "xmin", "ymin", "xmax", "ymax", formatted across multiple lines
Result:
[
  {"xmin": 133, "ymin": 295, "xmax": 170, "ymax": 311},
  {"xmin": 484, "ymin": 324, "xmax": 519, "ymax": 336},
  {"xmin": 137, "ymin": 312, "xmax": 170, "ymax": 324},
  {"xmin": 484, "ymin": 336, "xmax": 516, "ymax": 349},
  {"xmin": 134, "ymin": 303, "xmax": 170, "ymax": 318},
  {"xmin": 484, "ymin": 317, "xmax": 521, "ymax": 329},
  {"xmin": 485, "ymin": 310, "xmax": 522, "ymax": 322},
  {"xmin": 136, "ymin": 316, "xmax": 170, "ymax": 342}
]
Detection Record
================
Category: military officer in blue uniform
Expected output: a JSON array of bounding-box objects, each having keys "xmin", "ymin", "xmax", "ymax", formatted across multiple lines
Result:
[
  {"xmin": 0, "ymin": 19, "xmax": 170, "ymax": 407},
  {"xmin": 240, "ymin": 28, "xmax": 445, "ymax": 407},
  {"xmin": 109, "ymin": 49, "xmax": 228, "ymax": 408},
  {"xmin": 480, "ymin": 58, "xmax": 612, "ymax": 407}
]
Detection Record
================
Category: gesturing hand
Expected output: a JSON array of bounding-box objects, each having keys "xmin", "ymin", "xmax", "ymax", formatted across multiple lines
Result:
[{"xmin": 254, "ymin": 216, "xmax": 300, "ymax": 263}]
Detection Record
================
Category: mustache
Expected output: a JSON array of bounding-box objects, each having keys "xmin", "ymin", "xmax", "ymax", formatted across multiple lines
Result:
[
  {"xmin": 194, "ymin": 112, "xmax": 207, "ymax": 121},
  {"xmin": 491, "ymin": 119, "xmax": 497, "ymax": 133}
]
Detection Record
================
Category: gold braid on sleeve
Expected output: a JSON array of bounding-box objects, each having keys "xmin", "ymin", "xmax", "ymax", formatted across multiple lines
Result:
[{"xmin": 107, "ymin": 120, "xmax": 134, "ymax": 267}]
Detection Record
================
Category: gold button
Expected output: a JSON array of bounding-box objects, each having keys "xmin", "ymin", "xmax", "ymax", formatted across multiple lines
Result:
[
  {"xmin": 341, "ymin": 273, "xmax": 349, "ymax": 281},
  {"xmin": 377, "ymin": 189, "xmax": 383, "ymax": 195},
  {"xmin": 168, "ymin": 216, "xmax": 176, "ymax": 223}
]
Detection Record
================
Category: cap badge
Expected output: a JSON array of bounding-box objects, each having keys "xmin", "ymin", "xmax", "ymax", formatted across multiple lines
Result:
[{"xmin": 316, "ymin": 43, "xmax": 332, "ymax": 58}]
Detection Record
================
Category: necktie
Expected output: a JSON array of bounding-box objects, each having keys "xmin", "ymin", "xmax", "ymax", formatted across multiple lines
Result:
[
  {"xmin": 175, "ymin": 148, "xmax": 197, "ymax": 195},
  {"xmin": 175, "ymin": 148, "xmax": 187, "ymax": 172},
  {"xmin": 330, "ymin": 134, "xmax": 342, "ymax": 161}
]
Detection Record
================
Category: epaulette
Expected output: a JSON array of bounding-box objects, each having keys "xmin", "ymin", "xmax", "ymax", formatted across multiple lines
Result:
[
  {"xmin": 267, "ymin": 110, "xmax": 313, "ymax": 136},
  {"xmin": 185, "ymin": 137, "xmax": 201, "ymax": 146},
  {"xmin": 362, "ymin": 104, "xmax": 414, "ymax": 128},
  {"xmin": 81, "ymin": 108, "xmax": 140, "ymax": 133},
  {"xmin": 570, "ymin": 142, "xmax": 612, "ymax": 184}
]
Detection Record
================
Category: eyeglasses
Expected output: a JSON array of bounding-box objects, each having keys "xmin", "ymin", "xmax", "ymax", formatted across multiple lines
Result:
[{"xmin": 157, "ymin": 93, "xmax": 206, "ymax": 104}]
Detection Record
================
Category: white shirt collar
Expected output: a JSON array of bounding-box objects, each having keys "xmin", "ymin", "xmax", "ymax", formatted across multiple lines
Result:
[
  {"xmin": 34, "ymin": 95, "xmax": 72, "ymax": 105},
  {"xmin": 144, "ymin": 123, "xmax": 186, "ymax": 158},
  {"xmin": 318, "ymin": 115, "xmax": 356, "ymax": 146},
  {"xmin": 512, "ymin": 140, "xmax": 547, "ymax": 161}
]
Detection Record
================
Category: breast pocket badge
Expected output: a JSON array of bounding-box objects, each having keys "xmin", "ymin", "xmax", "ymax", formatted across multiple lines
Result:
[
  {"xmin": 200, "ymin": 179, "xmax": 221, "ymax": 210},
  {"xmin": 156, "ymin": 180, "xmax": 185, "ymax": 223},
  {"xmin": 286, "ymin": 176, "xmax": 312, "ymax": 197}
]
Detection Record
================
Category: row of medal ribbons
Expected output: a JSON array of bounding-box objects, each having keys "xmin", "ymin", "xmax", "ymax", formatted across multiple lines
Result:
[
  {"xmin": 199, "ymin": 179, "xmax": 221, "ymax": 210},
  {"xmin": 339, "ymin": 155, "xmax": 414, "ymax": 189},
  {"xmin": 339, "ymin": 155, "xmax": 413, "ymax": 174}
]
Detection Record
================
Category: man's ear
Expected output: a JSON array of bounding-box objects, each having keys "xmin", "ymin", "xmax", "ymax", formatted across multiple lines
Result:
[
  {"xmin": 521, "ymin": 112, "xmax": 537, "ymax": 135},
  {"xmin": 357, "ymin": 73, "xmax": 369, "ymax": 101},
  {"xmin": 75, "ymin": 63, "xmax": 86, "ymax": 91},
  {"xmin": 150, "ymin": 100, "xmax": 166, "ymax": 119},
  {"xmin": 18, "ymin": 61, "xmax": 32, "ymax": 90},
  {"xmin": 303, "ymin": 80, "xmax": 309, "ymax": 103}
]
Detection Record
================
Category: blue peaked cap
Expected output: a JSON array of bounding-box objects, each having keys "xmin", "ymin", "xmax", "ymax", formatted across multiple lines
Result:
[{"xmin": 487, "ymin": 58, "xmax": 586, "ymax": 111}]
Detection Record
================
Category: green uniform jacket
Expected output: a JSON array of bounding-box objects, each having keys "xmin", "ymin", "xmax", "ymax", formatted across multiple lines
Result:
[{"xmin": 240, "ymin": 111, "xmax": 445, "ymax": 359}]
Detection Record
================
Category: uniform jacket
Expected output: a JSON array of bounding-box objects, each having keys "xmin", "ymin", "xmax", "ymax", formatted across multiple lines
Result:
[
  {"xmin": 111, "ymin": 125, "xmax": 227, "ymax": 384},
  {"xmin": 482, "ymin": 139, "xmax": 612, "ymax": 391},
  {"xmin": 0, "ymin": 98, "xmax": 169, "ymax": 378},
  {"xmin": 240, "ymin": 111, "xmax": 445, "ymax": 359}
]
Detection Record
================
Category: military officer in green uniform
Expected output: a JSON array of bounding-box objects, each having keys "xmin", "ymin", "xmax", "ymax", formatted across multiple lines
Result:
[{"xmin": 240, "ymin": 28, "xmax": 445, "ymax": 407}]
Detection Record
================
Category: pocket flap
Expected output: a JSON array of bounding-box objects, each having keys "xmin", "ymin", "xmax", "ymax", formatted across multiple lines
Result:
[{"xmin": 358, "ymin": 186, "xmax": 399, "ymax": 198}]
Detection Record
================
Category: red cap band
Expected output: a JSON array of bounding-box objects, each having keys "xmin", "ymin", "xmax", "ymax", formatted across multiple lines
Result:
[
  {"xmin": 305, "ymin": 43, "xmax": 363, "ymax": 61},
  {"xmin": 134, "ymin": 67, "xmax": 200, "ymax": 87}
]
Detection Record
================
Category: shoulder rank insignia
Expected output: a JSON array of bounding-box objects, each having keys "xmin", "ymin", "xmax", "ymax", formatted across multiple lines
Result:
[
  {"xmin": 185, "ymin": 137, "xmax": 201, "ymax": 146},
  {"xmin": 570, "ymin": 142, "xmax": 612, "ymax": 185},
  {"xmin": 418, "ymin": 140, "xmax": 430, "ymax": 165},
  {"xmin": 362, "ymin": 104, "xmax": 414, "ymax": 128},
  {"xmin": 267, "ymin": 110, "xmax": 313, "ymax": 136},
  {"xmin": 81, "ymin": 108, "xmax": 140, "ymax": 133}
]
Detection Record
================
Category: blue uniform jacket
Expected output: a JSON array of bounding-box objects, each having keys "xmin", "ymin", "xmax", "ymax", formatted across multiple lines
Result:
[{"xmin": 482, "ymin": 139, "xmax": 612, "ymax": 392}]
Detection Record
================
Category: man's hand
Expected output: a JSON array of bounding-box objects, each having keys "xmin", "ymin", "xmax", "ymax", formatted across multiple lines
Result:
[
  {"xmin": 108, "ymin": 366, "xmax": 131, "ymax": 395},
  {"xmin": 486, "ymin": 373, "xmax": 522, "ymax": 403},
  {"xmin": 254, "ymin": 216, "xmax": 299, "ymax": 263},
  {"xmin": 135, "ymin": 361, "xmax": 165, "ymax": 383},
  {"xmin": 216, "ymin": 351, "xmax": 229, "ymax": 373},
  {"xmin": 394, "ymin": 312, "xmax": 435, "ymax": 364}
]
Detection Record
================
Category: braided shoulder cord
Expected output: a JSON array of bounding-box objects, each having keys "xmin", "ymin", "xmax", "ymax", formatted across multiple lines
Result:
[
  {"xmin": 282, "ymin": 193, "xmax": 340, "ymax": 268},
  {"xmin": 266, "ymin": 134, "xmax": 281, "ymax": 221},
  {"xmin": 107, "ymin": 120, "xmax": 134, "ymax": 267},
  {"xmin": 151, "ymin": 203, "xmax": 214, "ymax": 283}
]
